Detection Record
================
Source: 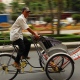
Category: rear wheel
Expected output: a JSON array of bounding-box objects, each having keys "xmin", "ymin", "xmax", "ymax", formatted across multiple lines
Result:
[
  {"xmin": 45, "ymin": 53, "xmax": 74, "ymax": 80},
  {"xmin": 0, "ymin": 54, "xmax": 19, "ymax": 80},
  {"xmin": 39, "ymin": 51, "xmax": 64, "ymax": 70}
]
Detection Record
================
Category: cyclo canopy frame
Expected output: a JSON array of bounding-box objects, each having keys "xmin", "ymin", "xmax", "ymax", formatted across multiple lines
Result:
[{"xmin": 36, "ymin": 35, "xmax": 69, "ymax": 56}]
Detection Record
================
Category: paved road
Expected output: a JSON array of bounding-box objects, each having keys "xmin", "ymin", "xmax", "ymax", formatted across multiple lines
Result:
[{"xmin": 0, "ymin": 50, "xmax": 80, "ymax": 80}]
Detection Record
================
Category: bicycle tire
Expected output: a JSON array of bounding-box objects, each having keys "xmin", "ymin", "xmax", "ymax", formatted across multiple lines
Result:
[
  {"xmin": 45, "ymin": 53, "xmax": 74, "ymax": 80},
  {"xmin": 0, "ymin": 53, "xmax": 19, "ymax": 80},
  {"xmin": 39, "ymin": 51, "xmax": 64, "ymax": 70}
]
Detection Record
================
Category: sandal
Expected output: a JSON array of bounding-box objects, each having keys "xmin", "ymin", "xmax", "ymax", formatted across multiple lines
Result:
[{"xmin": 12, "ymin": 62, "xmax": 21, "ymax": 69}]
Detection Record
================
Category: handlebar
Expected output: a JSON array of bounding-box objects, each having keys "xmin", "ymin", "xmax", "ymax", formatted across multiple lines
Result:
[
  {"xmin": 29, "ymin": 35, "xmax": 48, "ymax": 42},
  {"xmin": 29, "ymin": 35, "xmax": 41, "ymax": 41}
]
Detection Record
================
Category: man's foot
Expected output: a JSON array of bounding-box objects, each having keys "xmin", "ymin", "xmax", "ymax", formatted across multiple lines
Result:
[
  {"xmin": 26, "ymin": 57, "xmax": 30, "ymax": 59},
  {"xmin": 12, "ymin": 62, "xmax": 21, "ymax": 69},
  {"xmin": 21, "ymin": 56, "xmax": 30, "ymax": 60}
]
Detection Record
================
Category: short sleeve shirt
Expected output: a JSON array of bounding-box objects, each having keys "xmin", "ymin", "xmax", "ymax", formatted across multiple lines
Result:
[{"xmin": 10, "ymin": 14, "xmax": 29, "ymax": 41}]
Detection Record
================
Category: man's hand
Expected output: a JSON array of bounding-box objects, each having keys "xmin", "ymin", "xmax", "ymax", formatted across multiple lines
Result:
[{"xmin": 34, "ymin": 34, "xmax": 40, "ymax": 40}]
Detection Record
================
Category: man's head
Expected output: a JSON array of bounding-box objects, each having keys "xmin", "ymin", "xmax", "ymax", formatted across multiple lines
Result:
[{"xmin": 22, "ymin": 7, "xmax": 31, "ymax": 18}]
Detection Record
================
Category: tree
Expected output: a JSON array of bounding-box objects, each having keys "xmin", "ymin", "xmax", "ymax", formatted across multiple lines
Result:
[
  {"xmin": 47, "ymin": 0, "xmax": 54, "ymax": 34},
  {"xmin": 0, "ymin": 3, "xmax": 6, "ymax": 13},
  {"xmin": 72, "ymin": 14, "xmax": 80, "ymax": 24},
  {"xmin": 10, "ymin": 2, "xmax": 20, "ymax": 13},
  {"xmin": 64, "ymin": 0, "xmax": 80, "ymax": 11},
  {"xmin": 10, "ymin": 1, "xmax": 26, "ymax": 21},
  {"xmin": 72, "ymin": 0, "xmax": 80, "ymax": 11},
  {"xmin": 57, "ymin": 0, "xmax": 63, "ymax": 35},
  {"xmin": 44, "ymin": 17, "xmax": 53, "ymax": 23},
  {"xmin": 23, "ymin": 0, "xmax": 49, "ymax": 14}
]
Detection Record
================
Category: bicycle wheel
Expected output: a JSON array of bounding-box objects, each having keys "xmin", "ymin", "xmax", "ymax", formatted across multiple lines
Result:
[
  {"xmin": 45, "ymin": 53, "xmax": 74, "ymax": 80},
  {"xmin": 0, "ymin": 53, "xmax": 19, "ymax": 80},
  {"xmin": 39, "ymin": 51, "xmax": 64, "ymax": 70}
]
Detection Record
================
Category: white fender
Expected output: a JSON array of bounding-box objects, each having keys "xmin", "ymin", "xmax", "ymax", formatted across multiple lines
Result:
[
  {"xmin": 0, "ymin": 52, "xmax": 12, "ymax": 55},
  {"xmin": 44, "ymin": 52, "xmax": 74, "ymax": 70}
]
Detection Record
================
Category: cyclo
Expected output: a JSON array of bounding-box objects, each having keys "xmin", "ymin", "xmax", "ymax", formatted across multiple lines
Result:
[{"xmin": 0, "ymin": 35, "xmax": 74, "ymax": 80}]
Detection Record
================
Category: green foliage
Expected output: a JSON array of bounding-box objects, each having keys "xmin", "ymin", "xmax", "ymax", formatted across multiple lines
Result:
[
  {"xmin": 0, "ymin": 0, "xmax": 79, "ymax": 15},
  {"xmin": 0, "ymin": 32, "xmax": 80, "ymax": 45},
  {"xmin": 0, "ymin": 40, "xmax": 11, "ymax": 45},
  {"xmin": 0, "ymin": 3, "xmax": 6, "ymax": 13},
  {"xmin": 10, "ymin": 2, "xmax": 19, "ymax": 13},
  {"xmin": 72, "ymin": 14, "xmax": 80, "ymax": 23},
  {"xmin": 29, "ymin": 25, "xmax": 34, "ymax": 29},
  {"xmin": 42, "ymin": 34, "xmax": 80, "ymax": 42},
  {"xmin": 11, "ymin": 13, "xmax": 18, "ymax": 21},
  {"xmin": 72, "ymin": 0, "xmax": 80, "ymax": 11},
  {"xmin": 57, "ymin": 36, "xmax": 80, "ymax": 42},
  {"xmin": 44, "ymin": 17, "xmax": 53, "ymax": 23},
  {"xmin": 10, "ymin": 1, "xmax": 26, "ymax": 14},
  {"xmin": 10, "ymin": 1, "xmax": 26, "ymax": 21}
]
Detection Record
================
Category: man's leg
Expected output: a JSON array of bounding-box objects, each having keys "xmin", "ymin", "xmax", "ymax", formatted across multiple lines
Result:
[
  {"xmin": 12, "ymin": 38, "xmax": 25, "ymax": 68},
  {"xmin": 22, "ymin": 37, "xmax": 31, "ymax": 58}
]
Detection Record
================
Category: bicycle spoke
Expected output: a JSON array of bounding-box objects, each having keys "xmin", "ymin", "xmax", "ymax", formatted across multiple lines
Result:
[
  {"xmin": 45, "ymin": 53, "xmax": 74, "ymax": 80},
  {"xmin": 0, "ymin": 54, "xmax": 18, "ymax": 80}
]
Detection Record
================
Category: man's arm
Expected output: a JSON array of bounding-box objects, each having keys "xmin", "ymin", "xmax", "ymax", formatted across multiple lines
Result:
[
  {"xmin": 27, "ymin": 28, "xmax": 39, "ymax": 39},
  {"xmin": 27, "ymin": 28, "xmax": 36, "ymax": 35}
]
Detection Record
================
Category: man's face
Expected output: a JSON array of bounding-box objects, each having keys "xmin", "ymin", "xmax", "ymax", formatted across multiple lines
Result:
[{"xmin": 24, "ymin": 10, "xmax": 30, "ymax": 18}]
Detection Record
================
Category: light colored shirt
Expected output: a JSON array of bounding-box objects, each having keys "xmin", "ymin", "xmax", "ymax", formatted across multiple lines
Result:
[{"xmin": 10, "ymin": 14, "xmax": 29, "ymax": 41}]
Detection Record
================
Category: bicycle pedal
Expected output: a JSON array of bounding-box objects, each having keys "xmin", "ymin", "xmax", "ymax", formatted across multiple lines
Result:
[{"xmin": 20, "ymin": 61, "xmax": 27, "ymax": 68}]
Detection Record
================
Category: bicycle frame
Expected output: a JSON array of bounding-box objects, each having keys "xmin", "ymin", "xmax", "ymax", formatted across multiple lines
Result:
[
  {"xmin": 70, "ymin": 46, "xmax": 80, "ymax": 60},
  {"xmin": 7, "ymin": 37, "xmax": 45, "ymax": 69},
  {"xmin": 61, "ymin": 45, "xmax": 80, "ymax": 68}
]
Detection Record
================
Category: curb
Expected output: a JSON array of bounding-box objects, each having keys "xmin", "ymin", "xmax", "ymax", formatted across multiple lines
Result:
[
  {"xmin": 0, "ymin": 42, "xmax": 80, "ymax": 52},
  {"xmin": 63, "ymin": 42, "xmax": 80, "ymax": 48}
]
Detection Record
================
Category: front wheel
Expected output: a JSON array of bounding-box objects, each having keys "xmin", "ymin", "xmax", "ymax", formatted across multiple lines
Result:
[
  {"xmin": 45, "ymin": 53, "xmax": 74, "ymax": 80},
  {"xmin": 0, "ymin": 53, "xmax": 19, "ymax": 80}
]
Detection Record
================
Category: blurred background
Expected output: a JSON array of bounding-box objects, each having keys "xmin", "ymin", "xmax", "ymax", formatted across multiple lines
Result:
[{"xmin": 0, "ymin": 0, "xmax": 80, "ymax": 35}]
